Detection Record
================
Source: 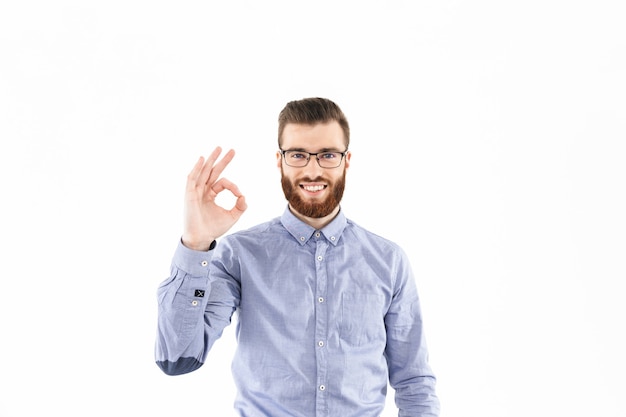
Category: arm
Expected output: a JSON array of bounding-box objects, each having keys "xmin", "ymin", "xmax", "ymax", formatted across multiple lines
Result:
[
  {"xmin": 155, "ymin": 240, "xmax": 239, "ymax": 375},
  {"xmin": 384, "ymin": 251, "xmax": 440, "ymax": 416},
  {"xmin": 154, "ymin": 147, "xmax": 247, "ymax": 375}
]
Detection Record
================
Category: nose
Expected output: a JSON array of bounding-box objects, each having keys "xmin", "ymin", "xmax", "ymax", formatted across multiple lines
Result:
[{"xmin": 302, "ymin": 155, "xmax": 324, "ymax": 177}]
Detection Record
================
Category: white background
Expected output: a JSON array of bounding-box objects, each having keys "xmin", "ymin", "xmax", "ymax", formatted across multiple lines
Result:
[{"xmin": 1, "ymin": 1, "xmax": 625, "ymax": 416}]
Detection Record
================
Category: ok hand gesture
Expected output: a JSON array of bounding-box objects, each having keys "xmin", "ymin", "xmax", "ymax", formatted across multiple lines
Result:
[{"xmin": 182, "ymin": 147, "xmax": 247, "ymax": 251}]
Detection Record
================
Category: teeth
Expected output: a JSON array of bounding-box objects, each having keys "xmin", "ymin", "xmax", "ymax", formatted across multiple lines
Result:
[{"xmin": 303, "ymin": 185, "xmax": 324, "ymax": 192}]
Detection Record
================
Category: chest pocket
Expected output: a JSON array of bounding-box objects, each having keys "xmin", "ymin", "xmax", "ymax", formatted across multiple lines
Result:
[{"xmin": 340, "ymin": 293, "xmax": 386, "ymax": 346}]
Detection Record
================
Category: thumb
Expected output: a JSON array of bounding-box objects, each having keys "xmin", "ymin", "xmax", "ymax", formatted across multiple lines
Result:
[{"xmin": 231, "ymin": 195, "xmax": 247, "ymax": 218}]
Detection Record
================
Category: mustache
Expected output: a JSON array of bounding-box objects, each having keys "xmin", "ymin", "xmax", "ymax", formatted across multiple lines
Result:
[{"xmin": 297, "ymin": 176, "xmax": 326, "ymax": 182}]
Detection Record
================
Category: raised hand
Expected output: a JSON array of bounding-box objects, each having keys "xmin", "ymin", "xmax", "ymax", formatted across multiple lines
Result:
[{"xmin": 181, "ymin": 147, "xmax": 247, "ymax": 251}]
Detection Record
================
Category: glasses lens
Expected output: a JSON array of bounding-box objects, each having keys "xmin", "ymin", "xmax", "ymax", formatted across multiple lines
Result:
[
  {"xmin": 317, "ymin": 152, "xmax": 343, "ymax": 168},
  {"xmin": 284, "ymin": 151, "xmax": 309, "ymax": 167}
]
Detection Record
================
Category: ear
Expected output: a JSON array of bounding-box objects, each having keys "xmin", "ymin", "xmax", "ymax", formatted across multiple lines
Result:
[
  {"xmin": 276, "ymin": 151, "xmax": 283, "ymax": 169},
  {"xmin": 344, "ymin": 151, "xmax": 352, "ymax": 170}
]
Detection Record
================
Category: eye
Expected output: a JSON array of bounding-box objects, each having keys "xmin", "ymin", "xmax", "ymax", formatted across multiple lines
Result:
[
  {"xmin": 320, "ymin": 152, "xmax": 338, "ymax": 159},
  {"xmin": 289, "ymin": 152, "xmax": 307, "ymax": 159}
]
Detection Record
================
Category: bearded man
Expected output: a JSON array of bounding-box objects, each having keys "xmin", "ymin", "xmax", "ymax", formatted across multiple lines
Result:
[{"xmin": 155, "ymin": 97, "xmax": 440, "ymax": 417}]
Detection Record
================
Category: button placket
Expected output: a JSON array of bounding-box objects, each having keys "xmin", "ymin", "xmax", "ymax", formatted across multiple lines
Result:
[{"xmin": 314, "ymin": 239, "xmax": 329, "ymax": 409}]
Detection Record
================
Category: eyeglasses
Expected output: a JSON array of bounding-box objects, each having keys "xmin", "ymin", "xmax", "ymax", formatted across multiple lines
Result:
[{"xmin": 280, "ymin": 149, "xmax": 348, "ymax": 168}]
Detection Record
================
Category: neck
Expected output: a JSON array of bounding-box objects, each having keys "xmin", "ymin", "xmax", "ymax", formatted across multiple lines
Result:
[{"xmin": 289, "ymin": 204, "xmax": 340, "ymax": 230}]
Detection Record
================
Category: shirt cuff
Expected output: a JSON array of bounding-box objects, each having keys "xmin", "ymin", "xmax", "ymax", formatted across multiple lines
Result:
[{"xmin": 172, "ymin": 239, "xmax": 215, "ymax": 278}]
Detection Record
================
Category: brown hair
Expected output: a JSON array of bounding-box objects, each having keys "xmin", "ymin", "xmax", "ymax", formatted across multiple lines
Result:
[{"xmin": 277, "ymin": 97, "xmax": 350, "ymax": 149}]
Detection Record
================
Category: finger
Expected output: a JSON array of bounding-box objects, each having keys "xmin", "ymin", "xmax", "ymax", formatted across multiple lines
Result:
[
  {"xmin": 186, "ymin": 156, "xmax": 205, "ymax": 191},
  {"xmin": 197, "ymin": 146, "xmax": 224, "ymax": 187},
  {"xmin": 209, "ymin": 177, "xmax": 244, "ymax": 199},
  {"xmin": 233, "ymin": 195, "xmax": 248, "ymax": 214},
  {"xmin": 206, "ymin": 149, "xmax": 236, "ymax": 187},
  {"xmin": 206, "ymin": 178, "xmax": 246, "ymax": 218}
]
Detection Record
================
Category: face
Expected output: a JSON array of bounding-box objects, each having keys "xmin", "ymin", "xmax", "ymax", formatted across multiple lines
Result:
[{"xmin": 277, "ymin": 121, "xmax": 351, "ymax": 219}]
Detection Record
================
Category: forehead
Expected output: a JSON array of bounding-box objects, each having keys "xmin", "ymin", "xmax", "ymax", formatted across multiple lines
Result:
[{"xmin": 281, "ymin": 121, "xmax": 345, "ymax": 151}]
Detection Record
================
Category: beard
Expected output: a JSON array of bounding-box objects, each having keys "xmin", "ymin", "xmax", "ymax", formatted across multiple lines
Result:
[{"xmin": 281, "ymin": 167, "xmax": 346, "ymax": 218}]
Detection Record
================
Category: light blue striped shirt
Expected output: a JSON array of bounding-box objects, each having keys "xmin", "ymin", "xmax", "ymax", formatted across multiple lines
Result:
[{"xmin": 155, "ymin": 206, "xmax": 439, "ymax": 417}]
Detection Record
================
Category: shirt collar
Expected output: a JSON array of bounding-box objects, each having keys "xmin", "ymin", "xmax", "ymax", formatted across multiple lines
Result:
[{"xmin": 280, "ymin": 205, "xmax": 347, "ymax": 246}]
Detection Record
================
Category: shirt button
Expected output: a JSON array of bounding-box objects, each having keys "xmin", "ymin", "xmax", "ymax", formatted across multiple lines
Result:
[
  {"xmin": 319, "ymin": 385, "xmax": 326, "ymax": 391},
  {"xmin": 318, "ymin": 341, "xmax": 324, "ymax": 347},
  {"xmin": 330, "ymin": 236, "xmax": 335, "ymax": 241},
  {"xmin": 317, "ymin": 256, "xmax": 323, "ymax": 261},
  {"xmin": 191, "ymin": 300, "xmax": 198, "ymax": 306},
  {"xmin": 201, "ymin": 260, "xmax": 208, "ymax": 266},
  {"xmin": 315, "ymin": 232, "xmax": 320, "ymax": 237},
  {"xmin": 318, "ymin": 297, "xmax": 324, "ymax": 303},
  {"xmin": 300, "ymin": 236, "xmax": 305, "ymax": 241}
]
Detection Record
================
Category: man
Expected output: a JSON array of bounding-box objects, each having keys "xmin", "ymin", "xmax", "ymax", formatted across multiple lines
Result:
[{"xmin": 155, "ymin": 97, "xmax": 440, "ymax": 416}]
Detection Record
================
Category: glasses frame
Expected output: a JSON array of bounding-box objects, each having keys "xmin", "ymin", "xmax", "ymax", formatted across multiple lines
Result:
[{"xmin": 279, "ymin": 149, "xmax": 348, "ymax": 169}]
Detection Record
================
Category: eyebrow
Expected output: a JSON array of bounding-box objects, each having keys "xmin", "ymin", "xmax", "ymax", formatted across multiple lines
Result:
[{"xmin": 283, "ymin": 147, "xmax": 343, "ymax": 153}]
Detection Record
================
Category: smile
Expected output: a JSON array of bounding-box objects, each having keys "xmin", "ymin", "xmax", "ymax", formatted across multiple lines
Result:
[{"xmin": 301, "ymin": 185, "xmax": 326, "ymax": 192}]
